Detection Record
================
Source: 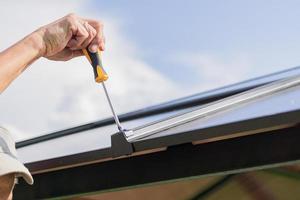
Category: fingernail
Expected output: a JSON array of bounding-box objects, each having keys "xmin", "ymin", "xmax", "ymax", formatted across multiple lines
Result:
[
  {"xmin": 100, "ymin": 42, "xmax": 105, "ymax": 51},
  {"xmin": 89, "ymin": 45, "xmax": 98, "ymax": 53}
]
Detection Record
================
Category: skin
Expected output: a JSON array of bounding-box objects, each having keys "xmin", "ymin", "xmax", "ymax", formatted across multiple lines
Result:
[
  {"xmin": 0, "ymin": 13, "xmax": 105, "ymax": 197},
  {"xmin": 0, "ymin": 13, "xmax": 105, "ymax": 93},
  {"xmin": 0, "ymin": 174, "xmax": 15, "ymax": 200}
]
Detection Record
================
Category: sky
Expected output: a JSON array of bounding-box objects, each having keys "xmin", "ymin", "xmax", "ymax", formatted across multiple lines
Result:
[{"xmin": 1, "ymin": 0, "xmax": 300, "ymax": 140}]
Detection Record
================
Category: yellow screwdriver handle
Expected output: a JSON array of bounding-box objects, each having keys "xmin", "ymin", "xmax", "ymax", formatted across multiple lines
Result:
[{"xmin": 82, "ymin": 49, "xmax": 109, "ymax": 83}]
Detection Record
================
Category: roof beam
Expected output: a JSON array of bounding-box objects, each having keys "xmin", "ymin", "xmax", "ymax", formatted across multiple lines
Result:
[{"xmin": 14, "ymin": 125, "xmax": 300, "ymax": 199}]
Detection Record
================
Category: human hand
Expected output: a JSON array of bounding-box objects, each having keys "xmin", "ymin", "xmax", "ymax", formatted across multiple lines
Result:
[{"xmin": 36, "ymin": 13, "xmax": 105, "ymax": 61}]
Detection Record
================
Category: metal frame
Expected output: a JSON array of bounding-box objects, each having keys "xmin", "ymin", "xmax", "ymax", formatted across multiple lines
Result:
[
  {"xmin": 126, "ymin": 75, "xmax": 300, "ymax": 141},
  {"xmin": 14, "ymin": 125, "xmax": 300, "ymax": 199},
  {"xmin": 21, "ymin": 109, "xmax": 300, "ymax": 174}
]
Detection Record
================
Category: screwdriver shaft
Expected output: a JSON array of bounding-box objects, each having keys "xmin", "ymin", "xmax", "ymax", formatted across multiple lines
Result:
[{"xmin": 101, "ymin": 82, "xmax": 124, "ymax": 132}]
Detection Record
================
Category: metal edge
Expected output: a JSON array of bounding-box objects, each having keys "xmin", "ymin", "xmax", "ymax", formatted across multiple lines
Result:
[
  {"xmin": 132, "ymin": 109, "xmax": 300, "ymax": 151},
  {"xmin": 127, "ymin": 75, "xmax": 300, "ymax": 141}
]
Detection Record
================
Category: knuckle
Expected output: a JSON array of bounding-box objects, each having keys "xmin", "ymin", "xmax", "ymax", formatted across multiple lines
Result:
[
  {"xmin": 66, "ymin": 13, "xmax": 77, "ymax": 23},
  {"xmin": 86, "ymin": 35, "xmax": 93, "ymax": 42},
  {"xmin": 88, "ymin": 34, "xmax": 93, "ymax": 41},
  {"xmin": 67, "ymin": 13, "xmax": 77, "ymax": 19},
  {"xmin": 83, "ymin": 32, "xmax": 89, "ymax": 38},
  {"xmin": 69, "ymin": 24, "xmax": 76, "ymax": 31},
  {"xmin": 94, "ymin": 37, "xmax": 102, "ymax": 44},
  {"xmin": 90, "ymin": 29, "xmax": 97, "ymax": 37},
  {"xmin": 95, "ymin": 21, "xmax": 104, "ymax": 29}
]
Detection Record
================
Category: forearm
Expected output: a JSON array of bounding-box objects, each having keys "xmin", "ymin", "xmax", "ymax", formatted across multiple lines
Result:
[{"xmin": 0, "ymin": 31, "xmax": 43, "ymax": 93}]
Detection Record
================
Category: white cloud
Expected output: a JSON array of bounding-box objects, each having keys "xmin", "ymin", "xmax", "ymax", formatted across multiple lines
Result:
[
  {"xmin": 172, "ymin": 53, "xmax": 253, "ymax": 94},
  {"xmin": 0, "ymin": 1, "xmax": 179, "ymax": 140}
]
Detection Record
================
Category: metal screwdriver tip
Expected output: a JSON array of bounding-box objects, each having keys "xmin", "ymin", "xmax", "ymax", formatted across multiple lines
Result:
[{"xmin": 101, "ymin": 82, "xmax": 124, "ymax": 132}]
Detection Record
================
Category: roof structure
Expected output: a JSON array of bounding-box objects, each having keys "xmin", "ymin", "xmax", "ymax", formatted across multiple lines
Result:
[{"xmin": 14, "ymin": 66, "xmax": 300, "ymax": 199}]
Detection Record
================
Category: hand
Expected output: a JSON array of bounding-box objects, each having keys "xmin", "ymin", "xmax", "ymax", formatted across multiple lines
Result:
[
  {"xmin": 0, "ymin": 13, "xmax": 104, "ymax": 92},
  {"xmin": 36, "ymin": 13, "xmax": 105, "ymax": 61}
]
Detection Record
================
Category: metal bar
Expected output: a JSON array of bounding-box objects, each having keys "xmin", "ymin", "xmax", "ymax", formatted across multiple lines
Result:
[
  {"xmin": 101, "ymin": 82, "xmax": 124, "ymax": 132},
  {"xmin": 126, "ymin": 74, "xmax": 300, "ymax": 142}
]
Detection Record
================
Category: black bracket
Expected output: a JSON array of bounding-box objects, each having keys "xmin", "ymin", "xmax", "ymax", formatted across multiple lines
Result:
[{"xmin": 111, "ymin": 131, "xmax": 134, "ymax": 157}]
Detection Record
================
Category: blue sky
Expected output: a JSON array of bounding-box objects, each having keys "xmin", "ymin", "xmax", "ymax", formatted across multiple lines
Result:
[{"xmin": 89, "ymin": 0, "xmax": 300, "ymax": 84}]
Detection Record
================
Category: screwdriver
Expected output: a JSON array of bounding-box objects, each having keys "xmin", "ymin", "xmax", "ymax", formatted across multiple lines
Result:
[{"xmin": 82, "ymin": 49, "xmax": 124, "ymax": 132}]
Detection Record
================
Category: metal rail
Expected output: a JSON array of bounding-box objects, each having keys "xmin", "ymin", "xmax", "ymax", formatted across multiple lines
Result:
[{"xmin": 126, "ymin": 74, "xmax": 300, "ymax": 142}]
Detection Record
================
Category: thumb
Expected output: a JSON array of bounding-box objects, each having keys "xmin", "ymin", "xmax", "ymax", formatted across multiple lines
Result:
[
  {"xmin": 71, "ymin": 49, "xmax": 84, "ymax": 58},
  {"xmin": 46, "ymin": 49, "xmax": 83, "ymax": 61}
]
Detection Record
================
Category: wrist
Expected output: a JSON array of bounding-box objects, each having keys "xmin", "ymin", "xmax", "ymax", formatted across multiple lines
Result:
[{"xmin": 25, "ymin": 29, "xmax": 46, "ymax": 58}]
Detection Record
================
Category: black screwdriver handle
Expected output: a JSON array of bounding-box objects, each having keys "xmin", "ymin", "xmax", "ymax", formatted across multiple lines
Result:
[{"xmin": 82, "ymin": 49, "xmax": 108, "ymax": 83}]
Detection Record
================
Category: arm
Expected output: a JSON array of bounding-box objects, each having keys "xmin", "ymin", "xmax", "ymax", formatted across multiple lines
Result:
[
  {"xmin": 0, "ymin": 13, "xmax": 105, "ymax": 93},
  {"xmin": 0, "ymin": 32, "xmax": 43, "ymax": 92}
]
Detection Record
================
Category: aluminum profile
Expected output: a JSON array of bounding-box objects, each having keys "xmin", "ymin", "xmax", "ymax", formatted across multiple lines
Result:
[{"xmin": 126, "ymin": 74, "xmax": 300, "ymax": 142}]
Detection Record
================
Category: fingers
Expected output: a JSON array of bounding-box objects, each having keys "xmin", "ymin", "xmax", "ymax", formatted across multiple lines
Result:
[
  {"xmin": 71, "ymin": 49, "xmax": 84, "ymax": 58},
  {"xmin": 45, "ymin": 14, "xmax": 105, "ymax": 61},
  {"xmin": 83, "ymin": 18, "xmax": 105, "ymax": 52},
  {"xmin": 67, "ymin": 21, "xmax": 94, "ymax": 50},
  {"xmin": 66, "ymin": 14, "xmax": 104, "ymax": 53},
  {"xmin": 81, "ymin": 22, "xmax": 97, "ymax": 49}
]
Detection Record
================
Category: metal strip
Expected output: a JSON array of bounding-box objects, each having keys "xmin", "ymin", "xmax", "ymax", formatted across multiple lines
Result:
[
  {"xmin": 101, "ymin": 82, "xmax": 124, "ymax": 131},
  {"xmin": 126, "ymin": 74, "xmax": 300, "ymax": 142}
]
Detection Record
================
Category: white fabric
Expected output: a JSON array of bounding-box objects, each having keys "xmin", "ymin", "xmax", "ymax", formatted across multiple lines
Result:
[{"xmin": 0, "ymin": 127, "xmax": 33, "ymax": 184}]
